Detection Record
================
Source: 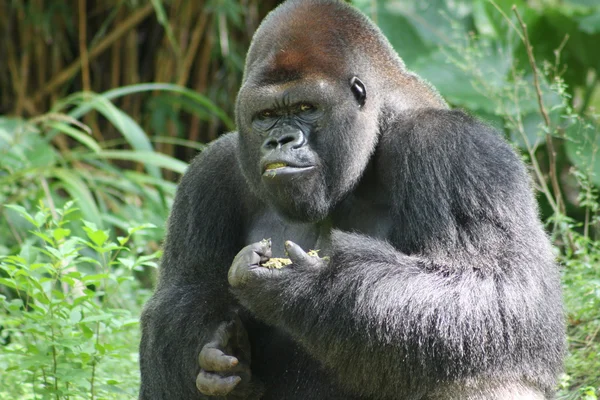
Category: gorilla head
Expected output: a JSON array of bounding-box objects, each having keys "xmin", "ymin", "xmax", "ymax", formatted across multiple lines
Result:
[{"xmin": 235, "ymin": 0, "xmax": 445, "ymax": 222}]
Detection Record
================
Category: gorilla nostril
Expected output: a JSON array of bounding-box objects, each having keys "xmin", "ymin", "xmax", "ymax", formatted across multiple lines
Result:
[
  {"xmin": 280, "ymin": 135, "xmax": 294, "ymax": 145},
  {"xmin": 262, "ymin": 137, "xmax": 279, "ymax": 150},
  {"xmin": 262, "ymin": 131, "xmax": 305, "ymax": 151},
  {"xmin": 283, "ymin": 134, "xmax": 305, "ymax": 150}
]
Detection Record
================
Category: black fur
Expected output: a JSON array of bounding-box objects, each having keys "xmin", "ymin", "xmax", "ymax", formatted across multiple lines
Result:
[{"xmin": 139, "ymin": 1, "xmax": 564, "ymax": 399}]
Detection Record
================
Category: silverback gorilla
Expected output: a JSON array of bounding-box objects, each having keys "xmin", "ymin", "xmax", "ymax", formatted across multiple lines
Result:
[{"xmin": 139, "ymin": 1, "xmax": 565, "ymax": 399}]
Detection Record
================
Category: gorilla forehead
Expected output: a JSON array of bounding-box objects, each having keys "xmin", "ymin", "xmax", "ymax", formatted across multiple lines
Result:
[{"xmin": 243, "ymin": 0, "xmax": 401, "ymax": 85}]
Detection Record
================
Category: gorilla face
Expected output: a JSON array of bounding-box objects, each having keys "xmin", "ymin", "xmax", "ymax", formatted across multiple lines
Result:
[{"xmin": 236, "ymin": 76, "xmax": 377, "ymax": 222}]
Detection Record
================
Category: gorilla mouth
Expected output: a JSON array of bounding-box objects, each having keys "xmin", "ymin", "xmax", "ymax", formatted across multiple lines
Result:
[
  {"xmin": 265, "ymin": 162, "xmax": 288, "ymax": 170},
  {"xmin": 262, "ymin": 162, "xmax": 315, "ymax": 180}
]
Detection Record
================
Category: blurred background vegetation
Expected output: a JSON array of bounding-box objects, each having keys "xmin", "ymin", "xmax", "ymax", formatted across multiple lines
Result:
[{"xmin": 0, "ymin": 0, "xmax": 599, "ymax": 398}]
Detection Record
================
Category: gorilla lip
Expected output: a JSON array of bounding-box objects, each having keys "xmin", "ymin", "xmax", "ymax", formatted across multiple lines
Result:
[
  {"xmin": 262, "ymin": 162, "xmax": 315, "ymax": 180},
  {"xmin": 264, "ymin": 162, "xmax": 287, "ymax": 170}
]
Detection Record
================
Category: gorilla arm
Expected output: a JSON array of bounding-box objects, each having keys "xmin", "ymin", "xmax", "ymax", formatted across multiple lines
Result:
[
  {"xmin": 229, "ymin": 109, "xmax": 564, "ymax": 399},
  {"xmin": 139, "ymin": 134, "xmax": 257, "ymax": 399}
]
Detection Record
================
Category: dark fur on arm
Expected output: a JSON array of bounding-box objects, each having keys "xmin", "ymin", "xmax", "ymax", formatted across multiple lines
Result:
[{"xmin": 139, "ymin": 134, "xmax": 246, "ymax": 400}]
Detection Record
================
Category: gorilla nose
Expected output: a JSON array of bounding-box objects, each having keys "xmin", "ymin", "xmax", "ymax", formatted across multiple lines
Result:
[{"xmin": 261, "ymin": 128, "xmax": 306, "ymax": 153}]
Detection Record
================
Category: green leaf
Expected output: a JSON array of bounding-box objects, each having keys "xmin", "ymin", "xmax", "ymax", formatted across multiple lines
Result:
[
  {"xmin": 83, "ymin": 227, "xmax": 109, "ymax": 247},
  {"xmin": 48, "ymin": 121, "xmax": 101, "ymax": 153},
  {"xmin": 81, "ymin": 273, "xmax": 110, "ymax": 283},
  {"xmin": 0, "ymin": 117, "xmax": 25, "ymax": 150},
  {"xmin": 150, "ymin": 0, "xmax": 181, "ymax": 57},
  {"xmin": 81, "ymin": 314, "xmax": 114, "ymax": 323},
  {"xmin": 0, "ymin": 278, "xmax": 18, "ymax": 290},
  {"xmin": 32, "ymin": 231, "xmax": 54, "ymax": 245},
  {"xmin": 4, "ymin": 205, "xmax": 39, "ymax": 227},
  {"xmin": 472, "ymin": 0, "xmax": 497, "ymax": 37},
  {"xmin": 565, "ymin": 120, "xmax": 600, "ymax": 186},
  {"xmin": 64, "ymin": 93, "xmax": 161, "ymax": 178},
  {"xmin": 67, "ymin": 84, "xmax": 234, "ymax": 130},
  {"xmin": 578, "ymin": 9, "xmax": 600, "ymax": 34},
  {"xmin": 70, "ymin": 309, "xmax": 82, "ymax": 324},
  {"xmin": 87, "ymin": 150, "xmax": 188, "ymax": 174},
  {"xmin": 80, "ymin": 324, "xmax": 94, "ymax": 339},
  {"xmin": 52, "ymin": 228, "xmax": 71, "ymax": 241},
  {"xmin": 50, "ymin": 168, "xmax": 103, "ymax": 228}
]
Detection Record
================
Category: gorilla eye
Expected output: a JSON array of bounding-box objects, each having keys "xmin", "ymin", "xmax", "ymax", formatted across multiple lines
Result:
[
  {"xmin": 258, "ymin": 109, "xmax": 275, "ymax": 119},
  {"xmin": 299, "ymin": 103, "xmax": 315, "ymax": 112},
  {"xmin": 350, "ymin": 76, "xmax": 366, "ymax": 107}
]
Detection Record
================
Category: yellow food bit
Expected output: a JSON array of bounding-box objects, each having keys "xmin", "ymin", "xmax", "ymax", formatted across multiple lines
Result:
[
  {"xmin": 261, "ymin": 249, "xmax": 326, "ymax": 269},
  {"xmin": 265, "ymin": 162, "xmax": 287, "ymax": 170},
  {"xmin": 262, "ymin": 257, "xmax": 292, "ymax": 269}
]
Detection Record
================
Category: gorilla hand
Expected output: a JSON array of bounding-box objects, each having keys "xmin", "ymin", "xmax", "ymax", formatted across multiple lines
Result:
[
  {"xmin": 229, "ymin": 240, "xmax": 324, "ymax": 289},
  {"xmin": 196, "ymin": 316, "xmax": 257, "ymax": 398},
  {"xmin": 228, "ymin": 240, "xmax": 275, "ymax": 288},
  {"xmin": 229, "ymin": 240, "xmax": 325, "ymax": 330},
  {"xmin": 284, "ymin": 240, "xmax": 325, "ymax": 270}
]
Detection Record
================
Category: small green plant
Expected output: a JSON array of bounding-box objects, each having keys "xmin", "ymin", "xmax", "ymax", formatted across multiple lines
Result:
[{"xmin": 0, "ymin": 201, "xmax": 159, "ymax": 399}]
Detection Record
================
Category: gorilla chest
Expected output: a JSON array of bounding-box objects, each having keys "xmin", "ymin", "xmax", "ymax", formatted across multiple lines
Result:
[
  {"xmin": 245, "ymin": 211, "xmax": 330, "ymax": 257},
  {"xmin": 245, "ymin": 198, "xmax": 391, "ymax": 258}
]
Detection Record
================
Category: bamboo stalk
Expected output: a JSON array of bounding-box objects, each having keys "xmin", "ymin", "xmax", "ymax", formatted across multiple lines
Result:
[
  {"xmin": 110, "ymin": 10, "xmax": 122, "ymax": 89},
  {"xmin": 188, "ymin": 17, "xmax": 213, "ymax": 150},
  {"xmin": 5, "ymin": 30, "xmax": 22, "ymax": 111},
  {"xmin": 35, "ymin": 0, "xmax": 47, "ymax": 101},
  {"xmin": 16, "ymin": 7, "xmax": 31, "ymax": 116},
  {"xmin": 31, "ymin": 3, "xmax": 154, "ymax": 103},
  {"xmin": 78, "ymin": 0, "xmax": 91, "ymax": 92},
  {"xmin": 177, "ymin": 12, "xmax": 208, "ymax": 86}
]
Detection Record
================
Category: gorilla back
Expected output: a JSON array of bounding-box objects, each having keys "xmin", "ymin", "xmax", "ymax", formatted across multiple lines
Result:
[{"xmin": 139, "ymin": 1, "xmax": 565, "ymax": 399}]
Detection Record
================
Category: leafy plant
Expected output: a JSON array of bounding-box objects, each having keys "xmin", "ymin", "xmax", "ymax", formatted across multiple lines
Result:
[
  {"xmin": 0, "ymin": 83, "xmax": 231, "ymax": 259},
  {"xmin": 0, "ymin": 202, "xmax": 158, "ymax": 399}
]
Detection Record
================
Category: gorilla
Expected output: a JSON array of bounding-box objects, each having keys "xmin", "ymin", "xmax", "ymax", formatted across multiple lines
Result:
[{"xmin": 139, "ymin": 0, "xmax": 565, "ymax": 399}]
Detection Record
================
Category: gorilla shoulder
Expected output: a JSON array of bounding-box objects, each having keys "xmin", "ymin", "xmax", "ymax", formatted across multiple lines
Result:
[{"xmin": 182, "ymin": 133, "xmax": 249, "ymax": 194}]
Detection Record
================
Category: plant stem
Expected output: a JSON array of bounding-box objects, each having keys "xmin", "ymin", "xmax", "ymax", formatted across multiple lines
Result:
[{"xmin": 512, "ymin": 6, "xmax": 564, "ymax": 216}]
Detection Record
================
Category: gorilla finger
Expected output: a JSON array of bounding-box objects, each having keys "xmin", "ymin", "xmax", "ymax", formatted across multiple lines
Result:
[
  {"xmin": 250, "ymin": 239, "xmax": 273, "ymax": 262},
  {"xmin": 229, "ymin": 316, "xmax": 251, "ymax": 359},
  {"xmin": 230, "ymin": 260, "xmax": 281, "ymax": 287},
  {"xmin": 209, "ymin": 320, "xmax": 235, "ymax": 347},
  {"xmin": 285, "ymin": 240, "xmax": 319, "ymax": 267},
  {"xmin": 196, "ymin": 371, "xmax": 241, "ymax": 396},
  {"xmin": 199, "ymin": 347, "xmax": 239, "ymax": 372},
  {"xmin": 228, "ymin": 261, "xmax": 250, "ymax": 287},
  {"xmin": 232, "ymin": 241, "xmax": 272, "ymax": 269}
]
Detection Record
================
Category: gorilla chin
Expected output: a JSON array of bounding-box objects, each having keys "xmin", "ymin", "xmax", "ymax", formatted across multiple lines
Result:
[{"xmin": 262, "ymin": 167, "xmax": 331, "ymax": 223}]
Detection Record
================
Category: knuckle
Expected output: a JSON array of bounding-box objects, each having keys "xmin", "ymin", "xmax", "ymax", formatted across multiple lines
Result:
[{"xmin": 196, "ymin": 371, "xmax": 237, "ymax": 396}]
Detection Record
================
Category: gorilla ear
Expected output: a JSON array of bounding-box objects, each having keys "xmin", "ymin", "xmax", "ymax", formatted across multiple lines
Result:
[{"xmin": 350, "ymin": 77, "xmax": 366, "ymax": 107}]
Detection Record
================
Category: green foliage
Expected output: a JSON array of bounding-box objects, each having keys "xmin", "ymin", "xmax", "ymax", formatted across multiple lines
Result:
[
  {"xmin": 560, "ymin": 231, "xmax": 600, "ymax": 398},
  {"xmin": 0, "ymin": 202, "xmax": 158, "ymax": 399},
  {"xmin": 0, "ymin": 81, "xmax": 233, "ymax": 398},
  {"xmin": 0, "ymin": 84, "xmax": 230, "ymax": 259}
]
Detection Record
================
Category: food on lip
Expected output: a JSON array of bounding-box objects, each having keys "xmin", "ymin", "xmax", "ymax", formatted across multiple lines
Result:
[{"xmin": 265, "ymin": 162, "xmax": 288, "ymax": 170}]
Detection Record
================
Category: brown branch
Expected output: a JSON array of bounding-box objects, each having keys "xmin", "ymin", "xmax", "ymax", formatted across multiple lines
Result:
[
  {"xmin": 16, "ymin": 7, "xmax": 31, "ymax": 116},
  {"xmin": 177, "ymin": 12, "xmax": 208, "ymax": 86},
  {"xmin": 512, "ymin": 6, "xmax": 564, "ymax": 215},
  {"xmin": 78, "ymin": 0, "xmax": 91, "ymax": 92},
  {"xmin": 31, "ymin": 3, "xmax": 154, "ymax": 103}
]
